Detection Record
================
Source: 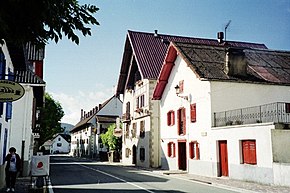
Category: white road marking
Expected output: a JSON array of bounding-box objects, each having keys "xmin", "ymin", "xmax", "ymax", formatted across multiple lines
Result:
[{"xmin": 78, "ymin": 164, "xmax": 155, "ymax": 193}]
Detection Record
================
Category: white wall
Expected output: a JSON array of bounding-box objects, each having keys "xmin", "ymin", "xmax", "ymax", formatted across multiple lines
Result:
[
  {"xmin": 159, "ymin": 55, "xmax": 213, "ymax": 172},
  {"xmin": 10, "ymin": 85, "xmax": 34, "ymax": 176},
  {"xmin": 211, "ymin": 82, "xmax": 290, "ymax": 113},
  {"xmin": 52, "ymin": 135, "xmax": 70, "ymax": 153},
  {"xmin": 97, "ymin": 97, "xmax": 122, "ymax": 117}
]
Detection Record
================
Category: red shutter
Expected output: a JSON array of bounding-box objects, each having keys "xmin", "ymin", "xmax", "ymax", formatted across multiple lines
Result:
[
  {"xmin": 167, "ymin": 112, "xmax": 170, "ymax": 126},
  {"xmin": 190, "ymin": 103, "xmax": 196, "ymax": 122},
  {"xmin": 182, "ymin": 108, "xmax": 186, "ymax": 134},
  {"xmin": 34, "ymin": 60, "xmax": 43, "ymax": 79},
  {"xmin": 242, "ymin": 140, "xmax": 256, "ymax": 164},
  {"xmin": 189, "ymin": 142, "xmax": 194, "ymax": 159},
  {"xmin": 172, "ymin": 111, "xmax": 175, "ymax": 125},
  {"xmin": 173, "ymin": 143, "xmax": 176, "ymax": 157},
  {"xmin": 177, "ymin": 109, "xmax": 181, "ymax": 135},
  {"xmin": 196, "ymin": 142, "xmax": 200, "ymax": 160}
]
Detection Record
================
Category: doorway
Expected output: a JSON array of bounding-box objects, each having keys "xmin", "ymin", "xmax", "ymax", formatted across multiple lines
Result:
[
  {"xmin": 178, "ymin": 141, "xmax": 187, "ymax": 170},
  {"xmin": 218, "ymin": 140, "xmax": 228, "ymax": 176}
]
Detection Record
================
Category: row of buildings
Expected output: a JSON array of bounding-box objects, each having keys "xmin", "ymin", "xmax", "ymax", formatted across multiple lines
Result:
[
  {"xmin": 0, "ymin": 41, "xmax": 46, "ymax": 188},
  {"xmin": 71, "ymin": 30, "xmax": 290, "ymax": 186}
]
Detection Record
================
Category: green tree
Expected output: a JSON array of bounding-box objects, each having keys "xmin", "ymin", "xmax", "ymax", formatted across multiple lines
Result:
[
  {"xmin": 0, "ymin": 0, "xmax": 99, "ymax": 45},
  {"xmin": 100, "ymin": 124, "xmax": 122, "ymax": 152},
  {"xmin": 39, "ymin": 93, "xmax": 64, "ymax": 145}
]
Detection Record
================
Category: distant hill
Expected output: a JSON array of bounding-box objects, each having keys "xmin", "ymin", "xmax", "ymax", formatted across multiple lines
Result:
[{"xmin": 61, "ymin": 123, "xmax": 74, "ymax": 134}]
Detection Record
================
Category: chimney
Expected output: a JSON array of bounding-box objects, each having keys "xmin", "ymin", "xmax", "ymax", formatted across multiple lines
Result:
[
  {"xmin": 225, "ymin": 48, "xmax": 247, "ymax": 77},
  {"xmin": 217, "ymin": 32, "xmax": 224, "ymax": 44},
  {"xmin": 99, "ymin": 104, "xmax": 102, "ymax": 110},
  {"xmin": 81, "ymin": 109, "xmax": 83, "ymax": 120},
  {"xmin": 154, "ymin": 30, "xmax": 159, "ymax": 38},
  {"xmin": 95, "ymin": 106, "xmax": 98, "ymax": 113}
]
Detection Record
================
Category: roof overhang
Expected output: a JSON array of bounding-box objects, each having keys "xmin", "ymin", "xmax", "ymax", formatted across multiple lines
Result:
[{"xmin": 152, "ymin": 44, "xmax": 177, "ymax": 100}]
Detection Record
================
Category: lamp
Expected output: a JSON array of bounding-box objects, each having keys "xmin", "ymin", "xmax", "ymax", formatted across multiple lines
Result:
[{"xmin": 174, "ymin": 85, "xmax": 189, "ymax": 101}]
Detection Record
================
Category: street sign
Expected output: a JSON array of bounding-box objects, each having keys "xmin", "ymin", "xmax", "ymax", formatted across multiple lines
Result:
[{"xmin": 0, "ymin": 80, "xmax": 25, "ymax": 102}]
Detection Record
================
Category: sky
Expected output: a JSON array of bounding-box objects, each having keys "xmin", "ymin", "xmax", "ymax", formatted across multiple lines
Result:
[{"xmin": 44, "ymin": 0, "xmax": 290, "ymax": 125}]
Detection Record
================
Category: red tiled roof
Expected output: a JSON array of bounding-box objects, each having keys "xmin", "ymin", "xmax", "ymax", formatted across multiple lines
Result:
[{"xmin": 116, "ymin": 30, "xmax": 267, "ymax": 95}]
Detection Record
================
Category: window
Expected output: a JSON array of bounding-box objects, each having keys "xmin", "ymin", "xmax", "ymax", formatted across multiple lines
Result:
[
  {"xmin": 179, "ymin": 80, "xmax": 184, "ymax": 94},
  {"xmin": 167, "ymin": 142, "xmax": 176, "ymax": 157},
  {"xmin": 57, "ymin": 143, "xmax": 62, "ymax": 147},
  {"xmin": 242, "ymin": 140, "xmax": 257, "ymax": 165},
  {"xmin": 58, "ymin": 137, "xmax": 61, "ymax": 141},
  {"xmin": 190, "ymin": 103, "xmax": 196, "ymax": 123},
  {"xmin": 167, "ymin": 110, "xmax": 175, "ymax": 126},
  {"xmin": 5, "ymin": 102, "xmax": 12, "ymax": 122},
  {"xmin": 140, "ymin": 147, "xmax": 145, "ymax": 161},
  {"xmin": 132, "ymin": 123, "xmax": 137, "ymax": 138},
  {"xmin": 125, "ymin": 124, "xmax": 130, "ymax": 138},
  {"xmin": 177, "ymin": 107, "xmax": 186, "ymax": 135},
  {"xmin": 125, "ymin": 102, "xmax": 130, "ymax": 119},
  {"xmin": 136, "ymin": 94, "xmax": 145, "ymax": 109},
  {"xmin": 125, "ymin": 148, "xmax": 130, "ymax": 158},
  {"xmin": 140, "ymin": 121, "xmax": 145, "ymax": 138},
  {"xmin": 189, "ymin": 141, "xmax": 200, "ymax": 160},
  {"xmin": 286, "ymin": 103, "xmax": 290, "ymax": 113}
]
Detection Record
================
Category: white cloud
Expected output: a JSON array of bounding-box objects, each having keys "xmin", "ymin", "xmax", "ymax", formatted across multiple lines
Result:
[{"xmin": 50, "ymin": 86, "xmax": 114, "ymax": 125}]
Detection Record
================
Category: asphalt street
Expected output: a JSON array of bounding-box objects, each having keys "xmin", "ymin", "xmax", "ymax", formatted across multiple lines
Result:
[{"xmin": 49, "ymin": 156, "xmax": 237, "ymax": 193}]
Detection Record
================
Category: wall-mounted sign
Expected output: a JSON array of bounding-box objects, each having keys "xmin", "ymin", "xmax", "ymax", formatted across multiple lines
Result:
[{"xmin": 0, "ymin": 80, "xmax": 25, "ymax": 102}]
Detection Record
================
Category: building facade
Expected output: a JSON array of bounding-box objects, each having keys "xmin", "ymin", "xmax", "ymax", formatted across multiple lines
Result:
[
  {"xmin": 153, "ymin": 42, "xmax": 290, "ymax": 186},
  {"xmin": 116, "ymin": 30, "xmax": 267, "ymax": 169},
  {"xmin": 71, "ymin": 96, "xmax": 122, "ymax": 160}
]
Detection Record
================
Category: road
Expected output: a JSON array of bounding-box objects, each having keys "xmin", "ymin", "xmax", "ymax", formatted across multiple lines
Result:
[{"xmin": 49, "ymin": 155, "xmax": 238, "ymax": 193}]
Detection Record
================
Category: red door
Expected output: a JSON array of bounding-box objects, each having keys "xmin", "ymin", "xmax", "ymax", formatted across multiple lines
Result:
[{"xmin": 219, "ymin": 141, "xmax": 228, "ymax": 176}]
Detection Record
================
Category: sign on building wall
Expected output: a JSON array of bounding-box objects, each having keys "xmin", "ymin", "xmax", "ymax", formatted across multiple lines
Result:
[{"xmin": 0, "ymin": 80, "xmax": 25, "ymax": 102}]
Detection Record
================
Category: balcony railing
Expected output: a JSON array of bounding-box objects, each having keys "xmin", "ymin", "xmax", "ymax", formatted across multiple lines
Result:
[{"xmin": 213, "ymin": 102, "xmax": 290, "ymax": 127}]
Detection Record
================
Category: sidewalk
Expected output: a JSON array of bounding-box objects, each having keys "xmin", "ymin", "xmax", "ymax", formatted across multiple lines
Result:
[
  {"xmin": 0, "ymin": 176, "xmax": 30, "ymax": 193},
  {"xmin": 0, "ymin": 176, "xmax": 46, "ymax": 193},
  {"xmin": 143, "ymin": 168, "xmax": 290, "ymax": 193}
]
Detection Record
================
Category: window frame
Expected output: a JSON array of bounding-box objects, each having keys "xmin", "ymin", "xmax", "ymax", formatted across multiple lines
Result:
[
  {"xmin": 167, "ymin": 142, "xmax": 176, "ymax": 158},
  {"xmin": 190, "ymin": 103, "xmax": 196, "ymax": 123},
  {"xmin": 167, "ymin": 110, "xmax": 175, "ymax": 126},
  {"xmin": 140, "ymin": 120, "xmax": 145, "ymax": 138},
  {"xmin": 189, "ymin": 141, "xmax": 200, "ymax": 160},
  {"xmin": 177, "ymin": 107, "xmax": 186, "ymax": 135}
]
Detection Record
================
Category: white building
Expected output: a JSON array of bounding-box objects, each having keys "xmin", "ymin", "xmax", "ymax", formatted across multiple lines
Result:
[
  {"xmin": 51, "ymin": 134, "xmax": 71, "ymax": 154},
  {"xmin": 0, "ymin": 41, "xmax": 15, "ymax": 188},
  {"xmin": 153, "ymin": 42, "xmax": 290, "ymax": 186},
  {"xmin": 71, "ymin": 96, "xmax": 122, "ymax": 160},
  {"xmin": 10, "ymin": 42, "xmax": 45, "ymax": 177}
]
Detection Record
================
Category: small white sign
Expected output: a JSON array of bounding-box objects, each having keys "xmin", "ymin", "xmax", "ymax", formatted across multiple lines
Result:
[{"xmin": 31, "ymin": 155, "xmax": 50, "ymax": 176}]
